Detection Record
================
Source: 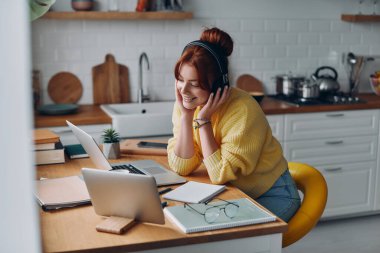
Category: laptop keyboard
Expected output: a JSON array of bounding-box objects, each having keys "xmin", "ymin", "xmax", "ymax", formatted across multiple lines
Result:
[{"xmin": 111, "ymin": 164, "xmax": 145, "ymax": 175}]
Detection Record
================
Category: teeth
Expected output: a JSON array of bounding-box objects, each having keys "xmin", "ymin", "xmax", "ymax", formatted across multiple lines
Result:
[{"xmin": 183, "ymin": 97, "xmax": 195, "ymax": 102}]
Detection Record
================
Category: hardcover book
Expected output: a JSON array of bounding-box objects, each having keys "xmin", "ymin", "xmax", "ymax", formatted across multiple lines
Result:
[
  {"xmin": 164, "ymin": 198, "xmax": 276, "ymax": 234},
  {"xmin": 35, "ymin": 141, "xmax": 65, "ymax": 165},
  {"xmin": 64, "ymin": 144, "xmax": 89, "ymax": 159}
]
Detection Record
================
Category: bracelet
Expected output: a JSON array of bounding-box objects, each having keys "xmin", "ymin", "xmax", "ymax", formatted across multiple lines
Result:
[{"xmin": 193, "ymin": 119, "xmax": 211, "ymax": 129}]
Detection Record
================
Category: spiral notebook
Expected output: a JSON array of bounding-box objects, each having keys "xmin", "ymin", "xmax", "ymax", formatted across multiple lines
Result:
[{"xmin": 164, "ymin": 198, "xmax": 276, "ymax": 233}]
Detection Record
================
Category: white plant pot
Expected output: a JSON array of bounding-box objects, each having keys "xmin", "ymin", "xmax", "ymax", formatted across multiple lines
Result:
[{"xmin": 103, "ymin": 142, "xmax": 120, "ymax": 159}]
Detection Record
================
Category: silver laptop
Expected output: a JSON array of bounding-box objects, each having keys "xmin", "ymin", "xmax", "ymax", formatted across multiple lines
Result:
[
  {"xmin": 82, "ymin": 168, "xmax": 165, "ymax": 224},
  {"xmin": 66, "ymin": 121, "xmax": 186, "ymax": 186}
]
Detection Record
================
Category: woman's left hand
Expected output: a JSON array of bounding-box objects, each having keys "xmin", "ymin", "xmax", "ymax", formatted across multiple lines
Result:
[{"xmin": 198, "ymin": 86, "xmax": 231, "ymax": 120}]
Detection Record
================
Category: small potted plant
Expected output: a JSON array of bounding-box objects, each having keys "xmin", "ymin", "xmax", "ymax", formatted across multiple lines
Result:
[{"xmin": 101, "ymin": 128, "xmax": 120, "ymax": 159}]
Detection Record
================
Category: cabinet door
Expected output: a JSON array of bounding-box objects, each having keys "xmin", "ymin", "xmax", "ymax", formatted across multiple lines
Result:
[
  {"xmin": 318, "ymin": 161, "xmax": 376, "ymax": 218},
  {"xmin": 284, "ymin": 110, "xmax": 379, "ymax": 141},
  {"xmin": 266, "ymin": 115, "xmax": 284, "ymax": 141},
  {"xmin": 284, "ymin": 135, "xmax": 378, "ymax": 165}
]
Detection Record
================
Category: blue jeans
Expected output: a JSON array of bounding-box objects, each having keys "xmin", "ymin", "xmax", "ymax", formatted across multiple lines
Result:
[{"xmin": 256, "ymin": 169, "xmax": 301, "ymax": 222}]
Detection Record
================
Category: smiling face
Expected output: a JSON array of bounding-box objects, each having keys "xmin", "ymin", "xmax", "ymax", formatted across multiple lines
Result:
[{"xmin": 176, "ymin": 63, "xmax": 210, "ymax": 110}]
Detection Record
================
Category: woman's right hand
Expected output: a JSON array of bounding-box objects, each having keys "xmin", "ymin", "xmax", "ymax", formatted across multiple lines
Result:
[{"xmin": 175, "ymin": 80, "xmax": 195, "ymax": 119}]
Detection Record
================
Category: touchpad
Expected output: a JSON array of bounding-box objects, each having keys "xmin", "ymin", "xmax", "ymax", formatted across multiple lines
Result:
[{"xmin": 143, "ymin": 166, "xmax": 166, "ymax": 175}]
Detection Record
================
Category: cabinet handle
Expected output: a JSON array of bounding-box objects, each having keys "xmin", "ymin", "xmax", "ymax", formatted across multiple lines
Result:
[
  {"xmin": 324, "ymin": 167, "xmax": 343, "ymax": 172},
  {"xmin": 325, "ymin": 140, "xmax": 344, "ymax": 145},
  {"xmin": 326, "ymin": 113, "xmax": 345, "ymax": 117}
]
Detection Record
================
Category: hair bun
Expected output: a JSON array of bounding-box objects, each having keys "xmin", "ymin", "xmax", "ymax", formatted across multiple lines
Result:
[{"xmin": 200, "ymin": 27, "xmax": 233, "ymax": 57}]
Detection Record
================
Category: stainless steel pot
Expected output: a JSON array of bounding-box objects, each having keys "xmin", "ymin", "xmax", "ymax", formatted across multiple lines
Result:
[
  {"xmin": 297, "ymin": 79, "xmax": 320, "ymax": 99},
  {"xmin": 275, "ymin": 74, "xmax": 305, "ymax": 96}
]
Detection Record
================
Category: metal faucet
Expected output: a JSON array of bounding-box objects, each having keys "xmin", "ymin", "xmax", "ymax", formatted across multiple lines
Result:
[{"xmin": 138, "ymin": 52, "xmax": 150, "ymax": 103}]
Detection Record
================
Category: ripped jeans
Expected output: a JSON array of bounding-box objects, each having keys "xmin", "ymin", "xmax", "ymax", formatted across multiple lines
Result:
[{"xmin": 256, "ymin": 169, "xmax": 301, "ymax": 222}]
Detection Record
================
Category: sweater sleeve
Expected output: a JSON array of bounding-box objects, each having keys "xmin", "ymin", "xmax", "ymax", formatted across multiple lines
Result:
[
  {"xmin": 203, "ymin": 102, "xmax": 268, "ymax": 184},
  {"xmin": 167, "ymin": 103, "xmax": 202, "ymax": 176}
]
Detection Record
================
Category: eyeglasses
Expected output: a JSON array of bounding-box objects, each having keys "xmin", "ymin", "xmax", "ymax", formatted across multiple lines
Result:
[{"xmin": 184, "ymin": 198, "xmax": 240, "ymax": 223}]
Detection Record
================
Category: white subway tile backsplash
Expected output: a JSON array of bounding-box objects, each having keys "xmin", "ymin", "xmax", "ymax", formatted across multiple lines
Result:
[
  {"xmin": 276, "ymin": 33, "xmax": 298, "ymax": 44},
  {"xmin": 287, "ymin": 46, "xmax": 308, "ymax": 57},
  {"xmin": 241, "ymin": 19, "xmax": 264, "ymax": 32},
  {"xmin": 253, "ymin": 59, "xmax": 275, "ymax": 71},
  {"xmin": 331, "ymin": 21, "xmax": 351, "ymax": 32},
  {"xmin": 264, "ymin": 20, "xmax": 287, "ymax": 32},
  {"xmin": 239, "ymin": 45, "xmax": 264, "ymax": 58},
  {"xmin": 341, "ymin": 33, "xmax": 362, "ymax": 44},
  {"xmin": 309, "ymin": 20, "xmax": 331, "ymax": 32},
  {"xmin": 287, "ymin": 20, "xmax": 308, "ymax": 32},
  {"xmin": 299, "ymin": 33, "xmax": 320, "ymax": 45},
  {"xmin": 152, "ymin": 34, "xmax": 178, "ymax": 45},
  {"xmin": 253, "ymin": 33, "xmax": 276, "ymax": 45},
  {"xmin": 309, "ymin": 46, "xmax": 330, "ymax": 57},
  {"xmin": 215, "ymin": 19, "xmax": 241, "ymax": 32},
  {"xmin": 320, "ymin": 33, "xmax": 341, "ymax": 44},
  {"xmin": 57, "ymin": 48, "xmax": 82, "ymax": 62},
  {"xmin": 264, "ymin": 46, "xmax": 286, "ymax": 58},
  {"xmin": 32, "ymin": 1, "xmax": 380, "ymax": 102}
]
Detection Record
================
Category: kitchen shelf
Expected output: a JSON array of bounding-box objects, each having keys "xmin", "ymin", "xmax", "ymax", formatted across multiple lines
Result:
[
  {"xmin": 42, "ymin": 11, "xmax": 193, "ymax": 20},
  {"xmin": 341, "ymin": 14, "xmax": 380, "ymax": 22}
]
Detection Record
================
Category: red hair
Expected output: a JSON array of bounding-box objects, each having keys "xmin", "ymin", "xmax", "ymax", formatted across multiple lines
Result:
[{"xmin": 174, "ymin": 27, "xmax": 233, "ymax": 91}]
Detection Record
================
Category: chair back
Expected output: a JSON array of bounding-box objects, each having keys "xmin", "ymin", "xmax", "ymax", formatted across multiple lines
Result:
[{"xmin": 282, "ymin": 162, "xmax": 328, "ymax": 248}]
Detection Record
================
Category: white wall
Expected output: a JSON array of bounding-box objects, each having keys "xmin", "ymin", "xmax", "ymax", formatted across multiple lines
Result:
[
  {"xmin": 32, "ymin": 0, "xmax": 380, "ymax": 104},
  {"xmin": 0, "ymin": 1, "xmax": 41, "ymax": 253}
]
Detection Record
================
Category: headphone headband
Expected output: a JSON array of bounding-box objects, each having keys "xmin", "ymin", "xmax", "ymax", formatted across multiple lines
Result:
[{"xmin": 182, "ymin": 40, "xmax": 229, "ymax": 90}]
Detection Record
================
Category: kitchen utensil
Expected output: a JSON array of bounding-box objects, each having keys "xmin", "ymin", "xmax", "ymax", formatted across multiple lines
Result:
[
  {"xmin": 37, "ymin": 104, "xmax": 79, "ymax": 115},
  {"xmin": 236, "ymin": 74, "xmax": 264, "ymax": 93},
  {"xmin": 92, "ymin": 54, "xmax": 130, "ymax": 105},
  {"xmin": 48, "ymin": 72, "xmax": 83, "ymax": 104},
  {"xmin": 274, "ymin": 74, "xmax": 305, "ymax": 97},
  {"xmin": 297, "ymin": 79, "xmax": 320, "ymax": 99},
  {"xmin": 311, "ymin": 66, "xmax": 340, "ymax": 94},
  {"xmin": 351, "ymin": 56, "xmax": 365, "ymax": 94}
]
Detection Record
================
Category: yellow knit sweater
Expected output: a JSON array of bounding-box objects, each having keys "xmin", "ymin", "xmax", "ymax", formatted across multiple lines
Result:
[{"xmin": 167, "ymin": 87, "xmax": 287, "ymax": 199}]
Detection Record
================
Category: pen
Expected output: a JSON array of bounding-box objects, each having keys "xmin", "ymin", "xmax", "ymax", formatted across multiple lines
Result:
[
  {"xmin": 159, "ymin": 187, "xmax": 173, "ymax": 195},
  {"xmin": 161, "ymin": 201, "xmax": 168, "ymax": 208}
]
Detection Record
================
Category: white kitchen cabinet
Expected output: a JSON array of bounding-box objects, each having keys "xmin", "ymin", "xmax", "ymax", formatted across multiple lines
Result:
[
  {"xmin": 284, "ymin": 110, "xmax": 379, "ymax": 141},
  {"xmin": 317, "ymin": 161, "xmax": 376, "ymax": 218},
  {"xmin": 281, "ymin": 109, "xmax": 380, "ymax": 218},
  {"xmin": 266, "ymin": 115, "xmax": 284, "ymax": 142},
  {"xmin": 39, "ymin": 124, "xmax": 111, "ymax": 145}
]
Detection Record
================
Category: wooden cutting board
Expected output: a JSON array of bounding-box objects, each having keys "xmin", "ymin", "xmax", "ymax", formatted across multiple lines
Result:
[
  {"xmin": 120, "ymin": 139, "xmax": 167, "ymax": 156},
  {"xmin": 236, "ymin": 74, "xmax": 264, "ymax": 93},
  {"xmin": 48, "ymin": 72, "xmax": 83, "ymax": 104},
  {"xmin": 92, "ymin": 54, "xmax": 130, "ymax": 105}
]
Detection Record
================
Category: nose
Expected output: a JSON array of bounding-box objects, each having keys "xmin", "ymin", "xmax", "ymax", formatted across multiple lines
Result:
[{"xmin": 180, "ymin": 81, "xmax": 191, "ymax": 93}]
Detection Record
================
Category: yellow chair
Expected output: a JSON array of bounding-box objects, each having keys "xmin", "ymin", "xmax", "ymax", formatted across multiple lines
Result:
[{"xmin": 282, "ymin": 162, "xmax": 328, "ymax": 248}]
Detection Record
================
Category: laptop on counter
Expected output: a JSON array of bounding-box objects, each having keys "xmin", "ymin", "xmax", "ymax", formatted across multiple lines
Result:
[{"xmin": 66, "ymin": 121, "xmax": 186, "ymax": 186}]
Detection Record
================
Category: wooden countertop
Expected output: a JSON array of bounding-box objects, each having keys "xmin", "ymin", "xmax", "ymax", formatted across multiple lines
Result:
[
  {"xmin": 34, "ymin": 105, "xmax": 111, "ymax": 128},
  {"xmin": 37, "ymin": 155, "xmax": 287, "ymax": 253},
  {"xmin": 34, "ymin": 94, "xmax": 380, "ymax": 128}
]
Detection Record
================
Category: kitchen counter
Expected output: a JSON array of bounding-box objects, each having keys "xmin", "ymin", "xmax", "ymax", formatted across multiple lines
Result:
[
  {"xmin": 34, "ymin": 105, "xmax": 111, "ymax": 128},
  {"xmin": 34, "ymin": 94, "xmax": 380, "ymax": 128}
]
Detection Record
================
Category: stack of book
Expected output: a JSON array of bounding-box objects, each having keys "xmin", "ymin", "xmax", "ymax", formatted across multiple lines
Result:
[{"xmin": 33, "ymin": 129, "xmax": 65, "ymax": 165}]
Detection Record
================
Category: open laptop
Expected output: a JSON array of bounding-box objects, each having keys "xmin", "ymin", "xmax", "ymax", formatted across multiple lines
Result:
[
  {"xmin": 82, "ymin": 168, "xmax": 165, "ymax": 224},
  {"xmin": 66, "ymin": 121, "xmax": 186, "ymax": 186}
]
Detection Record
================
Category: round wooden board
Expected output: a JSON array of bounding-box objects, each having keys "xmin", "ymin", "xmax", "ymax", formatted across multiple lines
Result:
[
  {"xmin": 236, "ymin": 74, "xmax": 264, "ymax": 93},
  {"xmin": 48, "ymin": 72, "xmax": 83, "ymax": 104}
]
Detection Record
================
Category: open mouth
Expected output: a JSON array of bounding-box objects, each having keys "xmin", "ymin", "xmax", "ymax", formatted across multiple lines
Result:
[{"xmin": 183, "ymin": 96, "xmax": 196, "ymax": 103}]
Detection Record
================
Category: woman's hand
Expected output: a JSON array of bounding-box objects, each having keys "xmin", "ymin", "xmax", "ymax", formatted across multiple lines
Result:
[
  {"xmin": 175, "ymin": 80, "xmax": 195, "ymax": 119},
  {"xmin": 198, "ymin": 86, "xmax": 230, "ymax": 120}
]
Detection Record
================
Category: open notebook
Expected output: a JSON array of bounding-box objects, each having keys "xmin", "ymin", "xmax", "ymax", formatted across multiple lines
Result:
[{"xmin": 164, "ymin": 198, "xmax": 276, "ymax": 233}]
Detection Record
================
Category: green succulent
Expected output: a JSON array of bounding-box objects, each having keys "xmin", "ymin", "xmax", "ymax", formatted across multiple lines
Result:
[{"xmin": 101, "ymin": 128, "xmax": 120, "ymax": 143}]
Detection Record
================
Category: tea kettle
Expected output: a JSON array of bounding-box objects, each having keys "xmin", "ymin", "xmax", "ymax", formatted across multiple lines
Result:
[{"xmin": 311, "ymin": 66, "xmax": 340, "ymax": 94}]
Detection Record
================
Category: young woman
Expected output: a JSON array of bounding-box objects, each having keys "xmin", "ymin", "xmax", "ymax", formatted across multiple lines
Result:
[{"xmin": 167, "ymin": 27, "xmax": 300, "ymax": 222}]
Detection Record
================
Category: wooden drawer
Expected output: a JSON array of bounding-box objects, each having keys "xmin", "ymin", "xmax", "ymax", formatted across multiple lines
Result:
[
  {"xmin": 267, "ymin": 115, "xmax": 284, "ymax": 141},
  {"xmin": 284, "ymin": 135, "xmax": 378, "ymax": 165},
  {"xmin": 284, "ymin": 109, "xmax": 379, "ymax": 141},
  {"xmin": 318, "ymin": 161, "xmax": 376, "ymax": 218}
]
